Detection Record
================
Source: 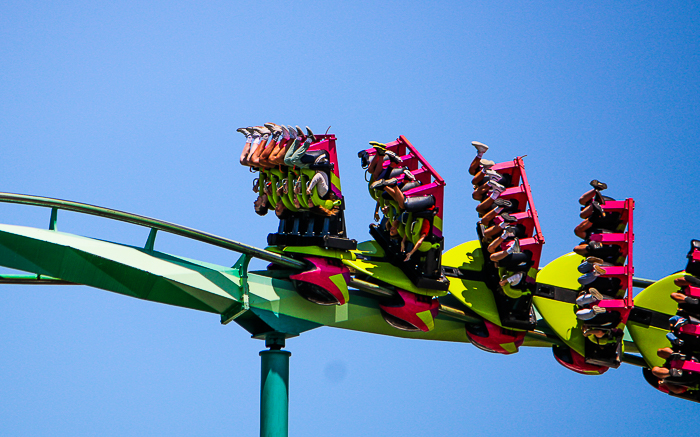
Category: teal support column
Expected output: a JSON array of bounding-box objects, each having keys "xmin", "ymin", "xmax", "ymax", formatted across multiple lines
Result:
[{"xmin": 260, "ymin": 333, "xmax": 291, "ymax": 437}]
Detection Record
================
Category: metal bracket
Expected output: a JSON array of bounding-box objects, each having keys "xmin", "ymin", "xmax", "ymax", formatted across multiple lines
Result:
[
  {"xmin": 144, "ymin": 228, "xmax": 158, "ymax": 251},
  {"xmin": 49, "ymin": 207, "xmax": 58, "ymax": 231},
  {"xmin": 221, "ymin": 254, "xmax": 252, "ymax": 325}
]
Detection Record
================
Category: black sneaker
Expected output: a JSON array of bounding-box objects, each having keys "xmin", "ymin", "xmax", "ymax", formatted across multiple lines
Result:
[
  {"xmin": 684, "ymin": 275, "xmax": 700, "ymax": 287},
  {"xmin": 385, "ymin": 150, "xmax": 403, "ymax": 164},
  {"xmin": 500, "ymin": 212, "xmax": 518, "ymax": 223},
  {"xmin": 590, "ymin": 180, "xmax": 608, "ymax": 191},
  {"xmin": 358, "ymin": 150, "xmax": 370, "ymax": 168}
]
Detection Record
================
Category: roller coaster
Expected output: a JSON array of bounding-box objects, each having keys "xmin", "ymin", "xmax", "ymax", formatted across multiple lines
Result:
[{"xmin": 0, "ymin": 133, "xmax": 696, "ymax": 436}]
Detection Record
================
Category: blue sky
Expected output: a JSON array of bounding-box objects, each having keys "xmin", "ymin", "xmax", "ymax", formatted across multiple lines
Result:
[{"xmin": 1, "ymin": 1, "xmax": 699, "ymax": 435}]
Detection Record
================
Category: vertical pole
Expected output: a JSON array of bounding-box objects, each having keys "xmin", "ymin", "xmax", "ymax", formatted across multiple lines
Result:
[{"xmin": 260, "ymin": 333, "xmax": 291, "ymax": 437}]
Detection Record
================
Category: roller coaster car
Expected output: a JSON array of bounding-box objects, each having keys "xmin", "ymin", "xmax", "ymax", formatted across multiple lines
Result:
[
  {"xmin": 465, "ymin": 319, "xmax": 525, "ymax": 354},
  {"xmin": 552, "ymin": 345, "xmax": 608, "ymax": 375},
  {"xmin": 267, "ymin": 134, "xmax": 357, "ymax": 251},
  {"xmin": 475, "ymin": 157, "xmax": 545, "ymax": 330},
  {"xmin": 642, "ymin": 367, "xmax": 700, "ymax": 403}
]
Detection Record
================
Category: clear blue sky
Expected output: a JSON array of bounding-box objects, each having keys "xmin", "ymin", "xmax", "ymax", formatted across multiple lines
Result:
[{"xmin": 1, "ymin": 1, "xmax": 699, "ymax": 435}]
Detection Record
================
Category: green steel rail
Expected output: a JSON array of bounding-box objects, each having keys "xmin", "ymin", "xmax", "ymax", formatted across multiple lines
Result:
[{"xmin": 0, "ymin": 192, "xmax": 306, "ymax": 270}]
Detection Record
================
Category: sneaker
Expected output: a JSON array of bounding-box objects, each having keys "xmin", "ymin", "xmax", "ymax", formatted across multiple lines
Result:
[
  {"xmin": 264, "ymin": 123, "xmax": 283, "ymax": 135},
  {"xmin": 287, "ymin": 125, "xmax": 297, "ymax": 139},
  {"xmin": 684, "ymin": 296, "xmax": 700, "ymax": 305},
  {"xmin": 480, "ymin": 159, "xmax": 495, "ymax": 169},
  {"xmin": 484, "ymin": 169, "xmax": 502, "ymax": 182},
  {"xmin": 504, "ymin": 272, "xmax": 524, "ymax": 286},
  {"xmin": 358, "ymin": 150, "xmax": 370, "ymax": 168},
  {"xmin": 670, "ymin": 368, "xmax": 684, "ymax": 377},
  {"xmin": 684, "ymin": 275, "xmax": 700, "ymax": 287},
  {"xmin": 576, "ymin": 305, "xmax": 606, "ymax": 321},
  {"xmin": 384, "ymin": 177, "xmax": 399, "ymax": 187},
  {"xmin": 578, "ymin": 272, "xmax": 598, "ymax": 285},
  {"xmin": 669, "ymin": 315, "xmax": 689, "ymax": 329},
  {"xmin": 369, "ymin": 141, "xmax": 386, "ymax": 155},
  {"xmin": 593, "ymin": 264, "xmax": 607, "ymax": 275},
  {"xmin": 306, "ymin": 126, "xmax": 316, "ymax": 143},
  {"xmin": 667, "ymin": 332, "xmax": 684, "ymax": 346},
  {"xmin": 487, "ymin": 180, "xmax": 505, "ymax": 193},
  {"xmin": 499, "ymin": 212, "xmax": 518, "ymax": 223},
  {"xmin": 590, "ymin": 180, "xmax": 608, "ymax": 191},
  {"xmin": 501, "ymin": 226, "xmax": 518, "ymax": 240},
  {"xmin": 254, "ymin": 126, "xmax": 271, "ymax": 136},
  {"xmin": 586, "ymin": 256, "xmax": 604, "ymax": 265},
  {"xmin": 507, "ymin": 238, "xmax": 521, "ymax": 254},
  {"xmin": 385, "ymin": 150, "xmax": 403, "ymax": 164},
  {"xmin": 402, "ymin": 168, "xmax": 416, "ymax": 181},
  {"xmin": 295, "ymin": 126, "xmax": 304, "ymax": 137},
  {"xmin": 472, "ymin": 141, "xmax": 489, "ymax": 154},
  {"xmin": 237, "ymin": 126, "xmax": 252, "ymax": 136},
  {"xmin": 369, "ymin": 179, "xmax": 386, "ymax": 190},
  {"xmin": 588, "ymin": 288, "xmax": 604, "ymax": 301},
  {"xmin": 493, "ymin": 198, "xmax": 512, "ymax": 210}
]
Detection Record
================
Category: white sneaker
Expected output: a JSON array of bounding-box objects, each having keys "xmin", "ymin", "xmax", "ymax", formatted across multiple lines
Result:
[{"xmin": 472, "ymin": 141, "xmax": 489, "ymax": 154}]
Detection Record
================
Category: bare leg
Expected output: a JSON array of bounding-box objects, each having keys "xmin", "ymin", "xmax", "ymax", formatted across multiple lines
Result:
[
  {"xmin": 476, "ymin": 196, "xmax": 496, "ymax": 213},
  {"xmin": 579, "ymin": 189, "xmax": 597, "ymax": 205},
  {"xmin": 472, "ymin": 183, "xmax": 490, "ymax": 201},
  {"xmin": 574, "ymin": 219, "xmax": 593, "ymax": 239},
  {"xmin": 383, "ymin": 185, "xmax": 405, "ymax": 210},
  {"xmin": 652, "ymin": 366, "xmax": 671, "ymax": 379},
  {"xmin": 657, "ymin": 347, "xmax": 675, "ymax": 359},
  {"xmin": 661, "ymin": 382, "xmax": 688, "ymax": 394},
  {"xmin": 488, "ymin": 235, "xmax": 506, "ymax": 253},
  {"xmin": 239, "ymin": 137, "xmax": 253, "ymax": 166},
  {"xmin": 469, "ymin": 156, "xmax": 481, "ymax": 176},
  {"xmin": 250, "ymin": 136, "xmax": 270, "ymax": 167}
]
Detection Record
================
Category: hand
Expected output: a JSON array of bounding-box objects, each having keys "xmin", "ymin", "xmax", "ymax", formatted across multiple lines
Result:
[
  {"xmin": 404, "ymin": 253, "xmax": 411, "ymax": 262},
  {"xmin": 374, "ymin": 212, "xmax": 380, "ymax": 222},
  {"xmin": 400, "ymin": 243, "xmax": 405, "ymax": 252},
  {"xmin": 306, "ymin": 188, "xmax": 312, "ymax": 195}
]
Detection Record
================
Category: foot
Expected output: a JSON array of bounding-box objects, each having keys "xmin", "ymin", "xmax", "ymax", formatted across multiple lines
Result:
[
  {"xmin": 358, "ymin": 150, "xmax": 370, "ymax": 168},
  {"xmin": 500, "ymin": 212, "xmax": 518, "ymax": 223},
  {"xmin": 287, "ymin": 125, "xmax": 298, "ymax": 139},
  {"xmin": 586, "ymin": 256, "xmax": 604, "ymax": 265},
  {"xmin": 254, "ymin": 126, "xmax": 271, "ymax": 136},
  {"xmin": 590, "ymin": 179, "xmax": 607, "ymax": 190},
  {"xmin": 402, "ymin": 168, "xmax": 416, "ymax": 181},
  {"xmin": 486, "ymin": 180, "xmax": 505, "ymax": 193},
  {"xmin": 264, "ymin": 123, "xmax": 283, "ymax": 135},
  {"xmin": 369, "ymin": 141, "xmax": 386, "ymax": 155},
  {"xmin": 237, "ymin": 126, "xmax": 253, "ymax": 136},
  {"xmin": 480, "ymin": 159, "xmax": 495, "ymax": 169},
  {"xmin": 385, "ymin": 150, "xmax": 403, "ymax": 164},
  {"xmin": 295, "ymin": 126, "xmax": 304, "ymax": 137},
  {"xmin": 306, "ymin": 126, "xmax": 316, "ymax": 143},
  {"xmin": 472, "ymin": 141, "xmax": 489, "ymax": 154},
  {"xmin": 501, "ymin": 226, "xmax": 518, "ymax": 240}
]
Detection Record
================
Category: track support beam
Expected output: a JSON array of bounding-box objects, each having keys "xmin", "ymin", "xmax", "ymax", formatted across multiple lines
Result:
[{"xmin": 260, "ymin": 333, "xmax": 291, "ymax": 437}]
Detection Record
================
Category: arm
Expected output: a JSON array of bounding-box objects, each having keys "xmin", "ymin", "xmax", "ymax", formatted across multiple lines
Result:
[{"xmin": 404, "ymin": 234, "xmax": 425, "ymax": 262}]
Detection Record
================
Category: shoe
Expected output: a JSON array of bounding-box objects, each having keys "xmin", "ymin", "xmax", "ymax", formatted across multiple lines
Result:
[
  {"xmin": 508, "ymin": 238, "xmax": 521, "ymax": 254},
  {"xmin": 402, "ymin": 168, "xmax": 416, "ymax": 181},
  {"xmin": 590, "ymin": 180, "xmax": 608, "ymax": 191},
  {"xmin": 306, "ymin": 126, "xmax": 316, "ymax": 143},
  {"xmin": 358, "ymin": 150, "xmax": 370, "ymax": 168},
  {"xmin": 472, "ymin": 141, "xmax": 489, "ymax": 154},
  {"xmin": 369, "ymin": 141, "xmax": 386, "ymax": 155},
  {"xmin": 279, "ymin": 125, "xmax": 290, "ymax": 139},
  {"xmin": 587, "ymin": 241, "xmax": 603, "ymax": 251},
  {"xmin": 480, "ymin": 159, "xmax": 495, "ymax": 169},
  {"xmin": 295, "ymin": 126, "xmax": 304, "ymax": 137},
  {"xmin": 254, "ymin": 126, "xmax": 271, "ymax": 136},
  {"xmin": 370, "ymin": 179, "xmax": 388, "ymax": 190},
  {"xmin": 593, "ymin": 264, "xmax": 607, "ymax": 275},
  {"xmin": 287, "ymin": 125, "xmax": 297, "ymax": 139},
  {"xmin": 501, "ymin": 226, "xmax": 518, "ymax": 240},
  {"xmin": 487, "ymin": 180, "xmax": 505, "ymax": 193},
  {"xmin": 667, "ymin": 332, "xmax": 684, "ymax": 346},
  {"xmin": 684, "ymin": 296, "xmax": 700, "ymax": 305},
  {"xmin": 503, "ymin": 272, "xmax": 524, "ymax": 286},
  {"xmin": 500, "ymin": 212, "xmax": 518, "ymax": 223},
  {"xmin": 684, "ymin": 275, "xmax": 700, "ymax": 287},
  {"xmin": 385, "ymin": 150, "xmax": 403, "ymax": 164},
  {"xmin": 669, "ymin": 315, "xmax": 689, "ymax": 329},
  {"xmin": 237, "ymin": 127, "xmax": 252, "ymax": 136},
  {"xmin": 578, "ymin": 272, "xmax": 598, "ymax": 285},
  {"xmin": 384, "ymin": 177, "xmax": 399, "ymax": 187},
  {"xmin": 493, "ymin": 198, "xmax": 512, "ymax": 210},
  {"xmin": 588, "ymin": 288, "xmax": 604, "ymax": 301},
  {"xmin": 578, "ymin": 305, "xmax": 606, "ymax": 320},
  {"xmin": 264, "ymin": 123, "xmax": 283, "ymax": 135},
  {"xmin": 484, "ymin": 169, "xmax": 502, "ymax": 182}
]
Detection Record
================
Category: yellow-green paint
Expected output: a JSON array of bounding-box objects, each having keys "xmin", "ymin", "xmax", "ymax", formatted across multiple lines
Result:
[
  {"xmin": 442, "ymin": 240, "xmax": 484, "ymax": 272},
  {"xmin": 533, "ymin": 252, "xmax": 587, "ymax": 356},
  {"xmin": 416, "ymin": 309, "xmax": 436, "ymax": 331},
  {"xmin": 354, "ymin": 240, "xmax": 385, "ymax": 258},
  {"xmin": 448, "ymin": 276, "xmax": 503, "ymax": 327},
  {"xmin": 626, "ymin": 272, "xmax": 682, "ymax": 368},
  {"xmin": 341, "ymin": 258, "xmax": 447, "ymax": 296},
  {"xmin": 329, "ymin": 273, "xmax": 350, "ymax": 303},
  {"xmin": 501, "ymin": 342, "xmax": 518, "ymax": 354},
  {"xmin": 266, "ymin": 245, "xmax": 356, "ymax": 261}
]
